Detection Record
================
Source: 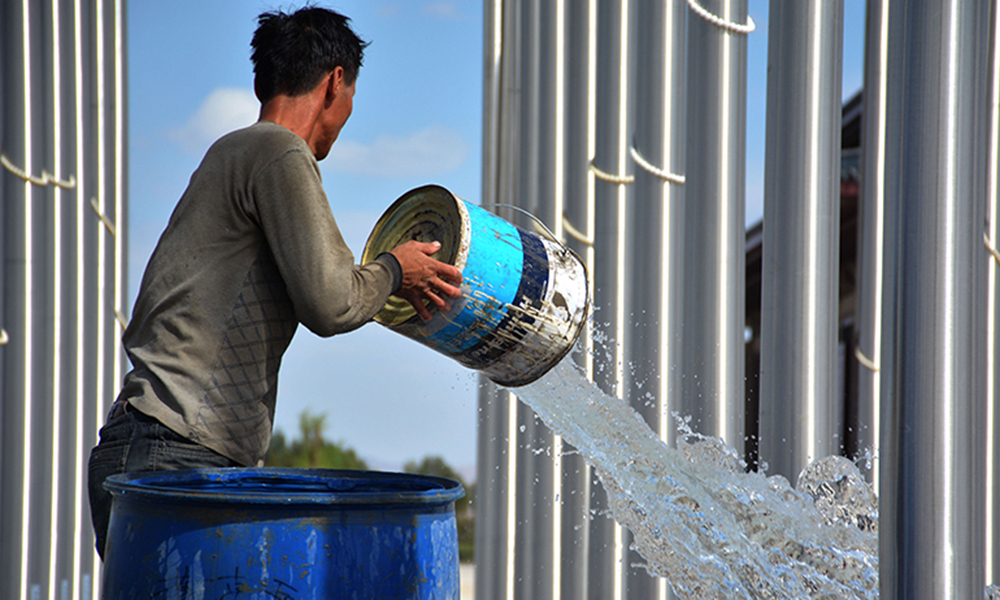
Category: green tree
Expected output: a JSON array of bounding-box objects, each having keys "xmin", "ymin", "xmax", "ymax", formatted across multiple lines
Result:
[
  {"xmin": 265, "ymin": 409, "xmax": 369, "ymax": 470},
  {"xmin": 404, "ymin": 455, "xmax": 476, "ymax": 563}
]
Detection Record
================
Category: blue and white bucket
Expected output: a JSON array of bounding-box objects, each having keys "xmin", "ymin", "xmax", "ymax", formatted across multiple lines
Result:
[{"xmin": 362, "ymin": 185, "xmax": 588, "ymax": 387}]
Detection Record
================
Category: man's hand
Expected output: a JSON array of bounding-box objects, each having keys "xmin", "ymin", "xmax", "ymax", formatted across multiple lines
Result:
[{"xmin": 390, "ymin": 240, "xmax": 464, "ymax": 321}]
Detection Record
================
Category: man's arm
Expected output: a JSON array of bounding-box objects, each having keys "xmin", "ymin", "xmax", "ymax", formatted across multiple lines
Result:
[
  {"xmin": 252, "ymin": 148, "xmax": 396, "ymax": 335},
  {"xmin": 252, "ymin": 146, "xmax": 462, "ymax": 332}
]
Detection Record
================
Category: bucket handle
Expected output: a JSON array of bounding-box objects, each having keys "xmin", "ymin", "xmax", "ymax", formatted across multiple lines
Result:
[
  {"xmin": 479, "ymin": 203, "xmax": 562, "ymax": 245},
  {"xmin": 479, "ymin": 203, "xmax": 591, "ymax": 299}
]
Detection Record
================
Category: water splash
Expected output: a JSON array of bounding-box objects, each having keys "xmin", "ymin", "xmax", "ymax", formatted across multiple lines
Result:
[{"xmin": 515, "ymin": 359, "xmax": 880, "ymax": 599}]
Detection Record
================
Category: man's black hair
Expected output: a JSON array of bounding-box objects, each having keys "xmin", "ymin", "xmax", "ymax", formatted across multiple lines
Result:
[{"xmin": 251, "ymin": 6, "xmax": 369, "ymax": 102}]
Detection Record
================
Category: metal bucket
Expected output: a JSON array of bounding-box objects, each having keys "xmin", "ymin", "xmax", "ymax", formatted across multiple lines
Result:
[
  {"xmin": 362, "ymin": 185, "xmax": 589, "ymax": 387},
  {"xmin": 102, "ymin": 468, "xmax": 464, "ymax": 600}
]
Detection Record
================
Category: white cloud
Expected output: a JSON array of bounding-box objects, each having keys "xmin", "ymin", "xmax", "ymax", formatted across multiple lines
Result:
[
  {"xmin": 375, "ymin": 3, "xmax": 401, "ymax": 18},
  {"xmin": 169, "ymin": 87, "xmax": 259, "ymax": 155},
  {"xmin": 326, "ymin": 126, "xmax": 469, "ymax": 178},
  {"xmin": 422, "ymin": 2, "xmax": 462, "ymax": 19},
  {"xmin": 169, "ymin": 89, "xmax": 469, "ymax": 180}
]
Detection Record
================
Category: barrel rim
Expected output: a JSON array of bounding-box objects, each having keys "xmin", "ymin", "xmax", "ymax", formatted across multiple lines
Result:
[{"xmin": 104, "ymin": 467, "xmax": 465, "ymax": 506}]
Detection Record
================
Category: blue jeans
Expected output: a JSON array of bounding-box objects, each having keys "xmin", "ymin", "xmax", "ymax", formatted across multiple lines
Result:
[{"xmin": 87, "ymin": 407, "xmax": 239, "ymax": 559}]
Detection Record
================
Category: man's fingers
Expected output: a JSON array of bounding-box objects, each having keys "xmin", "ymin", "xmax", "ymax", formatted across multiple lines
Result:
[
  {"xmin": 432, "ymin": 278, "xmax": 462, "ymax": 299},
  {"xmin": 424, "ymin": 290, "xmax": 451, "ymax": 313},
  {"xmin": 400, "ymin": 290, "xmax": 433, "ymax": 321},
  {"xmin": 413, "ymin": 240, "xmax": 442, "ymax": 256},
  {"xmin": 414, "ymin": 302, "xmax": 433, "ymax": 321},
  {"xmin": 438, "ymin": 264, "xmax": 463, "ymax": 286}
]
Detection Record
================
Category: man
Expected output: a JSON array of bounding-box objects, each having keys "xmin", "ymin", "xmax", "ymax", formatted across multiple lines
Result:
[{"xmin": 88, "ymin": 6, "xmax": 462, "ymax": 559}]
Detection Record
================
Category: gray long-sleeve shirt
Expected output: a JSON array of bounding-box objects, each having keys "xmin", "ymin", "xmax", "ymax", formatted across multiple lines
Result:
[{"xmin": 120, "ymin": 121, "xmax": 399, "ymax": 466}]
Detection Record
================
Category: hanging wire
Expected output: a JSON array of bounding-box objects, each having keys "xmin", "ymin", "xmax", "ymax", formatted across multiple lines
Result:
[
  {"xmin": 114, "ymin": 309, "xmax": 129, "ymax": 331},
  {"xmin": 629, "ymin": 142, "xmax": 686, "ymax": 184},
  {"xmin": 986, "ymin": 231, "xmax": 1000, "ymax": 266},
  {"xmin": 1, "ymin": 153, "xmax": 76, "ymax": 188},
  {"xmin": 686, "ymin": 0, "xmax": 756, "ymax": 35},
  {"xmin": 90, "ymin": 198, "xmax": 117, "ymax": 236},
  {"xmin": 480, "ymin": 202, "xmax": 562, "ymax": 245},
  {"xmin": 589, "ymin": 158, "xmax": 635, "ymax": 184},
  {"xmin": 854, "ymin": 346, "xmax": 879, "ymax": 372}
]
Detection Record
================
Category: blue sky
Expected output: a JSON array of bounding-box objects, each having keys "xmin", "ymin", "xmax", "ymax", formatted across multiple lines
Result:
[{"xmin": 127, "ymin": 0, "xmax": 863, "ymax": 479}]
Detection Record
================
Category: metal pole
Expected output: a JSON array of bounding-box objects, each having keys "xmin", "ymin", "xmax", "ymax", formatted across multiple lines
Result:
[
  {"xmin": 475, "ymin": 1, "xmax": 518, "ymax": 599},
  {"xmin": 680, "ymin": 0, "xmax": 748, "ymax": 457},
  {"xmin": 625, "ymin": 1, "xmax": 687, "ymax": 597},
  {"xmin": 590, "ymin": 0, "xmax": 634, "ymax": 596},
  {"xmin": 509, "ymin": 2, "xmax": 556, "ymax": 596},
  {"xmin": 558, "ymin": 0, "xmax": 596, "ymax": 596},
  {"xmin": 629, "ymin": 0, "xmax": 686, "ymax": 445},
  {"xmin": 878, "ymin": 0, "xmax": 990, "ymax": 597},
  {"xmin": 987, "ymin": 0, "xmax": 1000, "ymax": 585},
  {"xmin": 854, "ymin": 0, "xmax": 890, "ymax": 489},
  {"xmin": 1, "ymin": 1, "xmax": 33, "ymax": 596},
  {"xmin": 759, "ymin": 0, "xmax": 844, "ymax": 481},
  {"xmin": 473, "ymin": 386, "xmax": 506, "ymax": 600}
]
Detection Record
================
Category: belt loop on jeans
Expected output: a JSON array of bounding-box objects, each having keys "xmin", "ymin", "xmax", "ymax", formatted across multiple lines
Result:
[{"xmin": 107, "ymin": 400, "xmax": 130, "ymax": 422}]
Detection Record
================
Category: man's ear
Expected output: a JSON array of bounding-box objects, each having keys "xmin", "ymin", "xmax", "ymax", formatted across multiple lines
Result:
[{"xmin": 326, "ymin": 66, "xmax": 345, "ymax": 102}]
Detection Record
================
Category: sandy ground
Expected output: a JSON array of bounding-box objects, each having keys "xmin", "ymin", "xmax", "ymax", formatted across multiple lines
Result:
[{"xmin": 461, "ymin": 563, "xmax": 475, "ymax": 599}]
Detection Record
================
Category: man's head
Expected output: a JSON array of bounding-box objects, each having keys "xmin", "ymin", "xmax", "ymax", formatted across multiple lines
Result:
[{"xmin": 251, "ymin": 7, "xmax": 368, "ymax": 103}]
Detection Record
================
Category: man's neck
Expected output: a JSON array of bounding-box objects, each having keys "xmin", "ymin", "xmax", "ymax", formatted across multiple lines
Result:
[{"xmin": 258, "ymin": 92, "xmax": 323, "ymax": 153}]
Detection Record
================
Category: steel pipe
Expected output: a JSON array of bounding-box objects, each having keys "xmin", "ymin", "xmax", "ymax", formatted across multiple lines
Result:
[
  {"xmin": 557, "ymin": 0, "xmax": 597, "ymax": 596},
  {"xmin": 759, "ymin": 0, "xmax": 844, "ymax": 481},
  {"xmin": 475, "ymin": 1, "xmax": 519, "ymax": 598},
  {"xmin": 877, "ymin": 0, "xmax": 991, "ymax": 597},
  {"xmin": 679, "ymin": 0, "xmax": 747, "ymax": 457},
  {"xmin": 854, "ymin": 0, "xmax": 890, "ymax": 489},
  {"xmin": 986, "ymin": 0, "xmax": 1000, "ymax": 585},
  {"xmin": 510, "ymin": 2, "xmax": 556, "ymax": 597},
  {"xmin": 588, "ymin": 0, "xmax": 635, "ymax": 596},
  {"xmin": 629, "ymin": 0, "xmax": 687, "ymax": 447},
  {"xmin": 624, "ymin": 1, "xmax": 689, "ymax": 597}
]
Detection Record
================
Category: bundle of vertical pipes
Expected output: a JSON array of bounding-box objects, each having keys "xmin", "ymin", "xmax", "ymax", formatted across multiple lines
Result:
[{"xmin": 475, "ymin": 1, "xmax": 1000, "ymax": 599}]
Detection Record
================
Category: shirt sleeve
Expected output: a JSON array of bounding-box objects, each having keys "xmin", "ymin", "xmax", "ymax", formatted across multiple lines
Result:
[
  {"xmin": 249, "ymin": 147, "xmax": 394, "ymax": 336},
  {"xmin": 374, "ymin": 252, "xmax": 403, "ymax": 294}
]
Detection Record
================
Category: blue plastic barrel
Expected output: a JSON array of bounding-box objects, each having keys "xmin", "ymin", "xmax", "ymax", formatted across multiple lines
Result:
[{"xmin": 102, "ymin": 468, "xmax": 464, "ymax": 600}]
